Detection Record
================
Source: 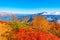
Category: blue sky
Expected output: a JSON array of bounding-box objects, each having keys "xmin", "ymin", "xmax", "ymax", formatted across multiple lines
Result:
[{"xmin": 0, "ymin": 0, "xmax": 60, "ymax": 14}]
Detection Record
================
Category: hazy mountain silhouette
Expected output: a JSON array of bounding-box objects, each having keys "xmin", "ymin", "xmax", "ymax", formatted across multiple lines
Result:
[{"xmin": 0, "ymin": 12, "xmax": 60, "ymax": 22}]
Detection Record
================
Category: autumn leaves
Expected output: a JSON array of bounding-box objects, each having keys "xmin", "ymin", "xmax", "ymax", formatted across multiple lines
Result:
[{"xmin": 0, "ymin": 16, "xmax": 60, "ymax": 40}]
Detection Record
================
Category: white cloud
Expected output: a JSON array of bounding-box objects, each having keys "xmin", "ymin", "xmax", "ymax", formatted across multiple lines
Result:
[{"xmin": 54, "ymin": 12, "xmax": 60, "ymax": 15}]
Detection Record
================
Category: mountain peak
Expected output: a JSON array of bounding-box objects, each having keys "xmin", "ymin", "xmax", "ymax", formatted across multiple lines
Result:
[{"xmin": 41, "ymin": 11, "xmax": 60, "ymax": 15}]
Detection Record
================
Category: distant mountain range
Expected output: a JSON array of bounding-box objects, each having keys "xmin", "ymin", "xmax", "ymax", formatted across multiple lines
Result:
[{"xmin": 0, "ymin": 12, "xmax": 60, "ymax": 22}]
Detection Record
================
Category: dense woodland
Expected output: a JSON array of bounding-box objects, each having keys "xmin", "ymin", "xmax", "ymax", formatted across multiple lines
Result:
[{"xmin": 0, "ymin": 16, "xmax": 60, "ymax": 40}]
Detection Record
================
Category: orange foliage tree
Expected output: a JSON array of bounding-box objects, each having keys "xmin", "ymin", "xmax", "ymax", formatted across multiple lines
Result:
[{"xmin": 30, "ymin": 16, "xmax": 51, "ymax": 31}]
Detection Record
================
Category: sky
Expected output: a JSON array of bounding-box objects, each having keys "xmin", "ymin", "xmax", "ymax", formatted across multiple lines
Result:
[{"xmin": 0, "ymin": 0, "xmax": 60, "ymax": 14}]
